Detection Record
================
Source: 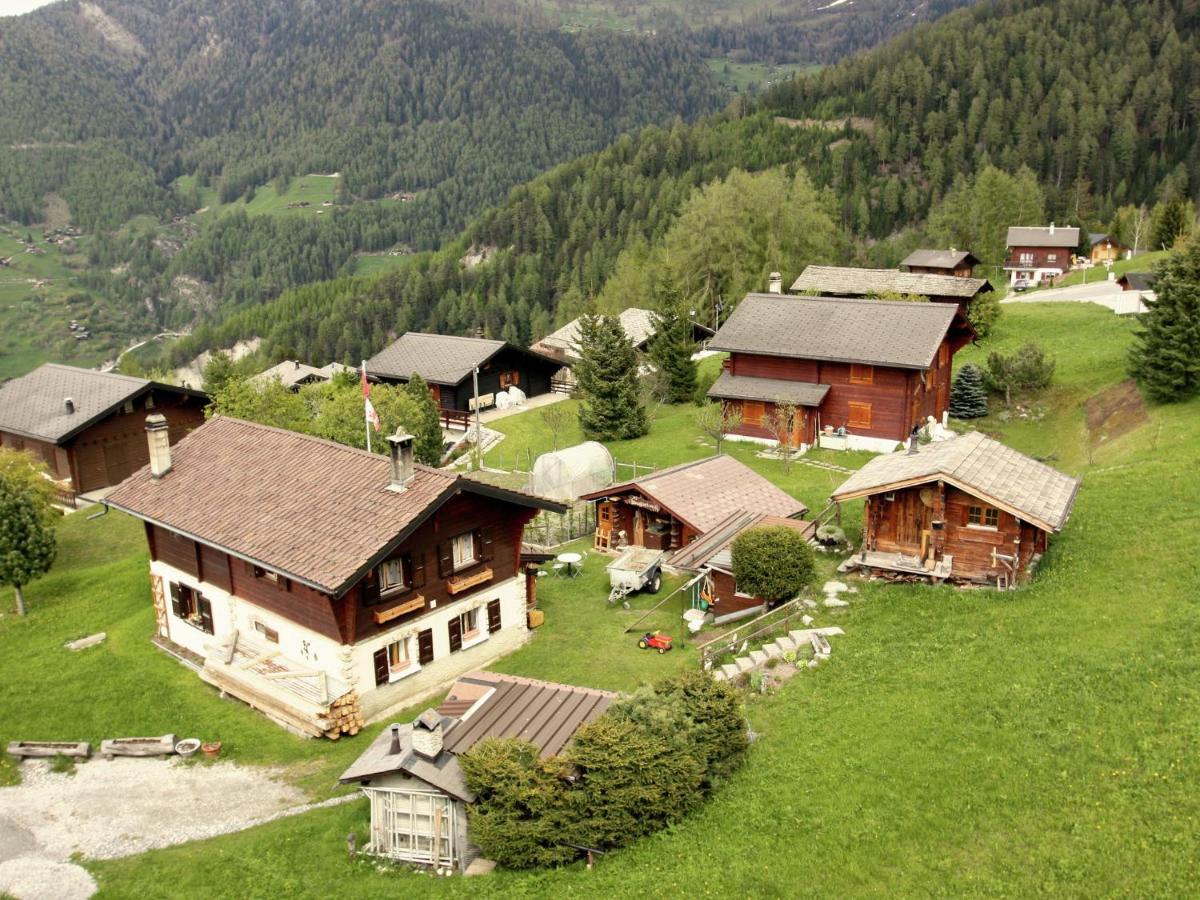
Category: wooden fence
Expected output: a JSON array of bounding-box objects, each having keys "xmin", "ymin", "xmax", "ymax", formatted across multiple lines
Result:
[{"xmin": 523, "ymin": 501, "xmax": 597, "ymax": 549}]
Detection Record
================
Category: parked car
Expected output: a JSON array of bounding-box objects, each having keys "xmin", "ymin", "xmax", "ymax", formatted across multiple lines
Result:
[{"xmin": 1012, "ymin": 279, "xmax": 1035, "ymax": 292}]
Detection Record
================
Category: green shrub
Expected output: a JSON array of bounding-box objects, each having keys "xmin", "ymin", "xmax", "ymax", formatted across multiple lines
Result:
[{"xmin": 730, "ymin": 525, "xmax": 816, "ymax": 604}]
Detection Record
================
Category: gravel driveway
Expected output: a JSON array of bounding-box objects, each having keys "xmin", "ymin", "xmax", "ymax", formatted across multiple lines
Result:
[{"xmin": 0, "ymin": 757, "xmax": 352, "ymax": 900}]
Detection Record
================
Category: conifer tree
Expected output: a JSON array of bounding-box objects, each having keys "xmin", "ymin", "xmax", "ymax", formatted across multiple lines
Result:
[
  {"xmin": 647, "ymin": 306, "xmax": 697, "ymax": 405},
  {"xmin": 575, "ymin": 314, "xmax": 648, "ymax": 441},
  {"xmin": 949, "ymin": 363, "xmax": 989, "ymax": 419},
  {"xmin": 1130, "ymin": 238, "xmax": 1200, "ymax": 402},
  {"xmin": 402, "ymin": 373, "xmax": 446, "ymax": 465}
]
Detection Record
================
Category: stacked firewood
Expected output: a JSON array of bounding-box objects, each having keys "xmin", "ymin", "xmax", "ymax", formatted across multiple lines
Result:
[{"xmin": 324, "ymin": 691, "xmax": 363, "ymax": 740}]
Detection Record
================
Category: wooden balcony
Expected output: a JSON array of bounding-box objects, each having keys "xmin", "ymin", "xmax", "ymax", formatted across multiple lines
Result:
[
  {"xmin": 446, "ymin": 566, "xmax": 493, "ymax": 595},
  {"xmin": 372, "ymin": 594, "xmax": 426, "ymax": 626}
]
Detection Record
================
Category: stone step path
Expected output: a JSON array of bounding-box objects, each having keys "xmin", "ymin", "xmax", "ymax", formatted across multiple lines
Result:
[{"xmin": 712, "ymin": 626, "xmax": 844, "ymax": 682}]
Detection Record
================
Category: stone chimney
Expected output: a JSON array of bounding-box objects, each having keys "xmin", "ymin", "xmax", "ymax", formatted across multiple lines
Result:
[
  {"xmin": 388, "ymin": 723, "xmax": 403, "ymax": 755},
  {"xmin": 146, "ymin": 414, "xmax": 172, "ymax": 478},
  {"xmin": 767, "ymin": 272, "xmax": 783, "ymax": 294},
  {"xmin": 906, "ymin": 427, "xmax": 920, "ymax": 456},
  {"xmin": 63, "ymin": 397, "xmax": 75, "ymax": 414},
  {"xmin": 411, "ymin": 710, "xmax": 443, "ymax": 759},
  {"xmin": 387, "ymin": 430, "xmax": 415, "ymax": 491}
]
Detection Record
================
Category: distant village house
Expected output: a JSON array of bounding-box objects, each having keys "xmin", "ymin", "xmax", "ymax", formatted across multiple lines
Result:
[
  {"xmin": 250, "ymin": 360, "xmax": 353, "ymax": 392},
  {"xmin": 791, "ymin": 264, "xmax": 992, "ymax": 317},
  {"xmin": 1088, "ymin": 233, "xmax": 1130, "ymax": 265},
  {"xmin": 899, "ymin": 249, "xmax": 982, "ymax": 278},
  {"xmin": 1004, "ymin": 224, "xmax": 1080, "ymax": 285}
]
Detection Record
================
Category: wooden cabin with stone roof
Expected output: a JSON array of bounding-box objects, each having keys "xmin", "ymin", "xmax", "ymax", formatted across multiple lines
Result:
[{"xmin": 830, "ymin": 432, "xmax": 1080, "ymax": 587}]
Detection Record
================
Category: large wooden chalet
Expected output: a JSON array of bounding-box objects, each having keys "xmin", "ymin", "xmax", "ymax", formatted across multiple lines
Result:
[
  {"xmin": 830, "ymin": 432, "xmax": 1080, "ymax": 587},
  {"xmin": 790, "ymin": 265, "xmax": 992, "ymax": 316},
  {"xmin": 105, "ymin": 416, "xmax": 566, "ymax": 733},
  {"xmin": 707, "ymin": 294, "xmax": 976, "ymax": 453},
  {"xmin": 0, "ymin": 364, "xmax": 206, "ymax": 495},
  {"xmin": 366, "ymin": 333, "xmax": 563, "ymax": 426},
  {"xmin": 579, "ymin": 454, "xmax": 806, "ymax": 552},
  {"xmin": 1004, "ymin": 225, "xmax": 1080, "ymax": 285}
]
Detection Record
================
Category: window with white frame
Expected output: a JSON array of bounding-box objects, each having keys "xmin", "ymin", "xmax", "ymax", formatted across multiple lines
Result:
[
  {"xmin": 387, "ymin": 635, "xmax": 413, "ymax": 676},
  {"xmin": 451, "ymin": 532, "xmax": 477, "ymax": 570},
  {"xmin": 459, "ymin": 607, "xmax": 481, "ymax": 641},
  {"xmin": 1019, "ymin": 252, "xmax": 1034, "ymax": 266}
]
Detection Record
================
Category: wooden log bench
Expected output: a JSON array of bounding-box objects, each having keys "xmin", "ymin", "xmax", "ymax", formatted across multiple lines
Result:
[{"xmin": 7, "ymin": 740, "xmax": 91, "ymax": 759}]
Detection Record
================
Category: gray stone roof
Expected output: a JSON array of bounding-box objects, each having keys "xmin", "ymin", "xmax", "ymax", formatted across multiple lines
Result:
[
  {"xmin": 366, "ymin": 332, "xmax": 506, "ymax": 385},
  {"xmin": 830, "ymin": 431, "xmax": 1081, "ymax": 532},
  {"xmin": 668, "ymin": 509, "xmax": 815, "ymax": 572},
  {"xmin": 708, "ymin": 294, "xmax": 962, "ymax": 370},
  {"xmin": 707, "ymin": 371, "xmax": 829, "ymax": 407},
  {"xmin": 900, "ymin": 249, "xmax": 980, "ymax": 270},
  {"xmin": 0, "ymin": 363, "xmax": 200, "ymax": 444},
  {"xmin": 537, "ymin": 308, "xmax": 658, "ymax": 356},
  {"xmin": 790, "ymin": 266, "xmax": 990, "ymax": 299},
  {"xmin": 1006, "ymin": 226, "xmax": 1081, "ymax": 248},
  {"xmin": 1119, "ymin": 272, "xmax": 1156, "ymax": 292},
  {"xmin": 250, "ymin": 360, "xmax": 327, "ymax": 389}
]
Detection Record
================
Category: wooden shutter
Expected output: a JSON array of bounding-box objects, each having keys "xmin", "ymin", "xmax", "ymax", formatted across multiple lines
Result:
[
  {"xmin": 410, "ymin": 552, "xmax": 425, "ymax": 588},
  {"xmin": 848, "ymin": 401, "xmax": 872, "ymax": 429},
  {"xmin": 448, "ymin": 617, "xmax": 462, "ymax": 653},
  {"xmin": 487, "ymin": 599, "xmax": 502, "ymax": 634},
  {"xmin": 438, "ymin": 543, "xmax": 454, "ymax": 578},
  {"xmin": 373, "ymin": 648, "xmax": 389, "ymax": 687},
  {"xmin": 418, "ymin": 628, "xmax": 434, "ymax": 665},
  {"xmin": 197, "ymin": 596, "xmax": 215, "ymax": 635},
  {"xmin": 360, "ymin": 569, "xmax": 380, "ymax": 607},
  {"xmin": 169, "ymin": 583, "xmax": 185, "ymax": 619},
  {"xmin": 480, "ymin": 527, "xmax": 495, "ymax": 562}
]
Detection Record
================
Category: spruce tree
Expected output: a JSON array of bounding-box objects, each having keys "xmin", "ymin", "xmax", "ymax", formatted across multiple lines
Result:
[
  {"xmin": 647, "ymin": 307, "xmax": 697, "ymax": 404},
  {"xmin": 949, "ymin": 363, "xmax": 989, "ymax": 419},
  {"xmin": 402, "ymin": 373, "xmax": 446, "ymax": 465},
  {"xmin": 575, "ymin": 314, "xmax": 648, "ymax": 441},
  {"xmin": 1130, "ymin": 238, "xmax": 1200, "ymax": 402}
]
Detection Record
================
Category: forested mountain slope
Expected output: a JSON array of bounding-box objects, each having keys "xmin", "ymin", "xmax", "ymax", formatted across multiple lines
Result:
[
  {"xmin": 157, "ymin": 0, "xmax": 1200, "ymax": 374},
  {"xmin": 763, "ymin": 0, "xmax": 1200, "ymax": 237},
  {"xmin": 0, "ymin": 0, "xmax": 722, "ymax": 242}
]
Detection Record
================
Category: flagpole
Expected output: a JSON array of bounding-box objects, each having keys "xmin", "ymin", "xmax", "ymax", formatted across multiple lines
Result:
[{"xmin": 362, "ymin": 360, "xmax": 371, "ymax": 453}]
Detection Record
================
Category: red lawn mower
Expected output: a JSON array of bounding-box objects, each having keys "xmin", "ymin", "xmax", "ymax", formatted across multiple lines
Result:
[{"xmin": 637, "ymin": 631, "xmax": 673, "ymax": 654}]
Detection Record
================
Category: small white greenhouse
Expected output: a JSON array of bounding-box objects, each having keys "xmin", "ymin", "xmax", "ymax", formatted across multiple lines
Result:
[{"xmin": 528, "ymin": 441, "xmax": 615, "ymax": 501}]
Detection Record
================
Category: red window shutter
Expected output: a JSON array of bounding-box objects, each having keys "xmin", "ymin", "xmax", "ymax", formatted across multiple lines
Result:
[
  {"xmin": 448, "ymin": 617, "xmax": 462, "ymax": 653},
  {"xmin": 373, "ymin": 648, "xmax": 389, "ymax": 687},
  {"xmin": 418, "ymin": 629, "xmax": 434, "ymax": 665},
  {"xmin": 438, "ymin": 543, "xmax": 454, "ymax": 578},
  {"xmin": 487, "ymin": 599, "xmax": 501, "ymax": 634}
]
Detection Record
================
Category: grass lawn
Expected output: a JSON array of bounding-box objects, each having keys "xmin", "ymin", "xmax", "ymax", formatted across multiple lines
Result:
[
  {"xmin": 352, "ymin": 253, "xmax": 412, "ymax": 276},
  {"xmin": 184, "ymin": 174, "xmax": 341, "ymax": 221},
  {"xmin": 5, "ymin": 302, "xmax": 1199, "ymax": 895},
  {"xmin": 705, "ymin": 57, "xmax": 821, "ymax": 93}
]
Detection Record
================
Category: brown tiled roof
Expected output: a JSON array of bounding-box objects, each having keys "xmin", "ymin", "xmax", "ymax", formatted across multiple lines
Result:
[
  {"xmin": 708, "ymin": 294, "xmax": 964, "ymax": 370},
  {"xmin": 0, "ymin": 363, "xmax": 204, "ymax": 444},
  {"xmin": 580, "ymin": 454, "xmax": 806, "ymax": 533},
  {"xmin": 790, "ymin": 265, "xmax": 990, "ymax": 299},
  {"xmin": 339, "ymin": 672, "xmax": 616, "ymax": 798},
  {"xmin": 668, "ymin": 510, "xmax": 815, "ymax": 571},
  {"xmin": 830, "ymin": 431, "xmax": 1081, "ymax": 533},
  {"xmin": 366, "ymin": 332, "xmax": 562, "ymax": 385},
  {"xmin": 1006, "ymin": 226, "xmax": 1080, "ymax": 248},
  {"xmin": 900, "ymin": 249, "xmax": 980, "ymax": 270},
  {"xmin": 105, "ymin": 417, "xmax": 563, "ymax": 595},
  {"xmin": 707, "ymin": 371, "xmax": 829, "ymax": 407}
]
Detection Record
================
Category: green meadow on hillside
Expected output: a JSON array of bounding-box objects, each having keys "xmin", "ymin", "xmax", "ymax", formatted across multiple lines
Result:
[{"xmin": 1, "ymin": 302, "xmax": 1197, "ymax": 896}]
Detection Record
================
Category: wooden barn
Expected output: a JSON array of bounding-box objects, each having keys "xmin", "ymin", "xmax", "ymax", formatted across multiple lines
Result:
[
  {"xmin": 0, "ymin": 363, "xmax": 206, "ymax": 496},
  {"xmin": 366, "ymin": 333, "xmax": 563, "ymax": 426},
  {"xmin": 899, "ymin": 249, "xmax": 982, "ymax": 279},
  {"xmin": 790, "ymin": 265, "xmax": 993, "ymax": 315},
  {"xmin": 668, "ymin": 509, "xmax": 816, "ymax": 623},
  {"xmin": 706, "ymin": 294, "xmax": 976, "ymax": 453},
  {"xmin": 339, "ymin": 671, "xmax": 614, "ymax": 873},
  {"xmin": 830, "ymin": 432, "xmax": 1081, "ymax": 588},
  {"xmin": 579, "ymin": 455, "xmax": 806, "ymax": 552}
]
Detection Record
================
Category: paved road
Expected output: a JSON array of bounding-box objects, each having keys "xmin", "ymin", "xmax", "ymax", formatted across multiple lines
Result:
[{"xmin": 1002, "ymin": 280, "xmax": 1147, "ymax": 315}]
